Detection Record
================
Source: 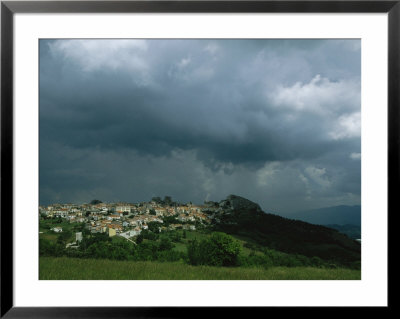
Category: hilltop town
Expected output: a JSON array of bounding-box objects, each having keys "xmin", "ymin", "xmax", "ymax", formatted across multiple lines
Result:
[
  {"xmin": 39, "ymin": 194, "xmax": 361, "ymax": 277},
  {"xmin": 39, "ymin": 196, "xmax": 218, "ymax": 247}
]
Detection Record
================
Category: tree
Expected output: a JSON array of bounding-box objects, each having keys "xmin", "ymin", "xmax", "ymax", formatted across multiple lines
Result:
[
  {"xmin": 141, "ymin": 229, "xmax": 158, "ymax": 240},
  {"xmin": 163, "ymin": 215, "xmax": 179, "ymax": 226},
  {"xmin": 136, "ymin": 234, "xmax": 144, "ymax": 244},
  {"xmin": 164, "ymin": 196, "xmax": 172, "ymax": 205},
  {"xmin": 57, "ymin": 230, "xmax": 72, "ymax": 246},
  {"xmin": 159, "ymin": 237, "xmax": 174, "ymax": 251},
  {"xmin": 187, "ymin": 232, "xmax": 241, "ymax": 267},
  {"xmin": 147, "ymin": 221, "xmax": 160, "ymax": 233},
  {"xmin": 170, "ymin": 231, "xmax": 182, "ymax": 243},
  {"xmin": 90, "ymin": 199, "xmax": 102, "ymax": 205}
]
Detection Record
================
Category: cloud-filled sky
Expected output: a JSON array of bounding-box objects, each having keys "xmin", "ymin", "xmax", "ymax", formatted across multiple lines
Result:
[{"xmin": 39, "ymin": 39, "xmax": 361, "ymax": 214}]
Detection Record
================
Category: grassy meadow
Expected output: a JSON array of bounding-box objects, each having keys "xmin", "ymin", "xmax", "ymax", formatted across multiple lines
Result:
[{"xmin": 39, "ymin": 257, "xmax": 361, "ymax": 280}]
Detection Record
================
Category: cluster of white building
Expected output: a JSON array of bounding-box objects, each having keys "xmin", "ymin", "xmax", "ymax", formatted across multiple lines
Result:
[{"xmin": 40, "ymin": 200, "xmax": 213, "ymax": 242}]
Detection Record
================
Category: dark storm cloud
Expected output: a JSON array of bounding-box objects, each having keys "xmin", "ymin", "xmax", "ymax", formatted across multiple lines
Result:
[{"xmin": 40, "ymin": 39, "xmax": 360, "ymax": 212}]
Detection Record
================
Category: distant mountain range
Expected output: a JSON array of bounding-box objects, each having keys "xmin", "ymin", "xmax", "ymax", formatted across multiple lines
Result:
[{"xmin": 281, "ymin": 205, "xmax": 361, "ymax": 227}]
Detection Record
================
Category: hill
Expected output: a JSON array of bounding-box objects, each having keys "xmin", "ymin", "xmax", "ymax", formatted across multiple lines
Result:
[
  {"xmin": 281, "ymin": 205, "xmax": 361, "ymax": 226},
  {"xmin": 325, "ymin": 224, "xmax": 361, "ymax": 240},
  {"xmin": 207, "ymin": 195, "xmax": 361, "ymax": 267}
]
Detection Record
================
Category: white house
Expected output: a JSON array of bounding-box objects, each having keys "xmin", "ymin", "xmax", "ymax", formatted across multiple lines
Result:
[
  {"xmin": 115, "ymin": 205, "xmax": 131, "ymax": 214},
  {"xmin": 119, "ymin": 228, "xmax": 141, "ymax": 239},
  {"xmin": 76, "ymin": 232, "xmax": 83, "ymax": 242}
]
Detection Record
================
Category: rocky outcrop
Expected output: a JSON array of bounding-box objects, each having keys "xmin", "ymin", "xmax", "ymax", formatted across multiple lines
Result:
[{"xmin": 219, "ymin": 194, "xmax": 262, "ymax": 213}]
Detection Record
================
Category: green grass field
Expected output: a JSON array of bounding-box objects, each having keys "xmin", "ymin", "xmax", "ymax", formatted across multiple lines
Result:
[{"xmin": 39, "ymin": 257, "xmax": 361, "ymax": 280}]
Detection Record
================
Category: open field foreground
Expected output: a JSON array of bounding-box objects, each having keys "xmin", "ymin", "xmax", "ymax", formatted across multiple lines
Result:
[{"xmin": 40, "ymin": 257, "xmax": 361, "ymax": 280}]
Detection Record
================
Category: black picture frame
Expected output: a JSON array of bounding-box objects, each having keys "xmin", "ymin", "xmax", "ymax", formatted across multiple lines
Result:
[{"xmin": 1, "ymin": 0, "xmax": 395, "ymax": 317}]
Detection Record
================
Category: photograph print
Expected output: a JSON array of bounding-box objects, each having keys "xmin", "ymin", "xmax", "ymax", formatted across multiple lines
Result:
[{"xmin": 39, "ymin": 39, "xmax": 361, "ymax": 280}]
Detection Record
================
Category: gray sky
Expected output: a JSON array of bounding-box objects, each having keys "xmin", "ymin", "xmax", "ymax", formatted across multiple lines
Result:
[{"xmin": 39, "ymin": 39, "xmax": 361, "ymax": 214}]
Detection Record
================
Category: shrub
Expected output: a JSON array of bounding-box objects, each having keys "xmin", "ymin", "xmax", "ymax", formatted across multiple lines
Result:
[{"xmin": 311, "ymin": 256, "xmax": 324, "ymax": 267}]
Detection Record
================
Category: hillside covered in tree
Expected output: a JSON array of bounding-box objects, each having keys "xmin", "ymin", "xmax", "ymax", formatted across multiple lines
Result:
[{"xmin": 207, "ymin": 195, "xmax": 361, "ymax": 267}]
